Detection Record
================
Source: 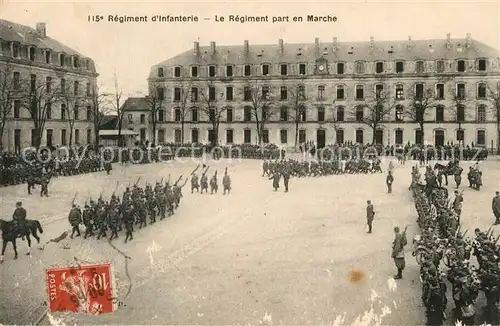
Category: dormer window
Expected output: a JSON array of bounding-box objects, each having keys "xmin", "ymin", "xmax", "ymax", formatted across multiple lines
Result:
[
  {"xmin": 29, "ymin": 47, "xmax": 36, "ymax": 61},
  {"xmin": 226, "ymin": 65, "xmax": 233, "ymax": 77},
  {"xmin": 85, "ymin": 59, "xmax": 90, "ymax": 70},
  {"xmin": 375, "ymin": 62, "xmax": 384, "ymax": 74},
  {"xmin": 262, "ymin": 64, "xmax": 270, "ymax": 76},
  {"xmin": 11, "ymin": 42, "xmax": 20, "ymax": 58},
  {"xmin": 478, "ymin": 59, "xmax": 486, "ymax": 71},
  {"xmin": 457, "ymin": 60, "xmax": 466, "ymax": 72},
  {"xmin": 174, "ymin": 66, "xmax": 181, "ymax": 77},
  {"xmin": 208, "ymin": 65, "xmax": 216, "ymax": 77},
  {"xmin": 415, "ymin": 61, "xmax": 424, "ymax": 73},
  {"xmin": 298, "ymin": 64, "xmax": 306, "ymax": 75},
  {"xmin": 244, "ymin": 65, "xmax": 251, "ymax": 76},
  {"xmin": 395, "ymin": 61, "xmax": 404, "ymax": 73},
  {"xmin": 337, "ymin": 63, "xmax": 344, "ymax": 74},
  {"xmin": 355, "ymin": 61, "xmax": 364, "ymax": 74},
  {"xmin": 157, "ymin": 67, "xmax": 164, "ymax": 77},
  {"xmin": 436, "ymin": 60, "xmax": 445, "ymax": 73},
  {"xmin": 72, "ymin": 56, "xmax": 79, "ymax": 68},
  {"xmin": 191, "ymin": 66, "xmax": 198, "ymax": 77},
  {"xmin": 280, "ymin": 64, "xmax": 287, "ymax": 76},
  {"xmin": 59, "ymin": 53, "xmax": 66, "ymax": 66},
  {"xmin": 45, "ymin": 50, "xmax": 51, "ymax": 64}
]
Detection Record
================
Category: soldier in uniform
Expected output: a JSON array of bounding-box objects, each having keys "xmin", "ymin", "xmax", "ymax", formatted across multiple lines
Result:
[
  {"xmin": 492, "ymin": 191, "xmax": 500, "ymax": 225},
  {"xmin": 200, "ymin": 172, "xmax": 209, "ymax": 194},
  {"xmin": 191, "ymin": 174, "xmax": 199, "ymax": 194},
  {"xmin": 124, "ymin": 204, "xmax": 135, "ymax": 243},
  {"xmin": 109, "ymin": 207, "xmax": 120, "ymax": 240},
  {"xmin": 269, "ymin": 171, "xmax": 281, "ymax": 191},
  {"xmin": 12, "ymin": 201, "xmax": 27, "ymax": 240},
  {"xmin": 222, "ymin": 168, "xmax": 231, "ymax": 195},
  {"xmin": 83, "ymin": 204, "xmax": 94, "ymax": 239},
  {"xmin": 453, "ymin": 190, "xmax": 463, "ymax": 224},
  {"xmin": 68, "ymin": 204, "xmax": 82, "ymax": 238},
  {"xmin": 386, "ymin": 171, "xmax": 394, "ymax": 194},
  {"xmin": 282, "ymin": 167, "xmax": 290, "ymax": 192},
  {"xmin": 40, "ymin": 174, "xmax": 49, "ymax": 197},
  {"xmin": 210, "ymin": 171, "xmax": 218, "ymax": 195},
  {"xmin": 262, "ymin": 160, "xmax": 269, "ymax": 177},
  {"xmin": 366, "ymin": 200, "xmax": 375, "ymax": 233},
  {"xmin": 391, "ymin": 226, "xmax": 407, "ymax": 279}
]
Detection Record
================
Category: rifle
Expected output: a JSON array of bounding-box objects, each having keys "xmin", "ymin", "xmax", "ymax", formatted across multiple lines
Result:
[
  {"xmin": 134, "ymin": 177, "xmax": 141, "ymax": 187},
  {"xmin": 166, "ymin": 174, "xmax": 171, "ymax": 185},
  {"xmin": 202, "ymin": 165, "xmax": 210, "ymax": 175},
  {"xmin": 173, "ymin": 175, "xmax": 183, "ymax": 187},
  {"xmin": 190, "ymin": 165, "xmax": 200, "ymax": 176},
  {"xmin": 112, "ymin": 181, "xmax": 119, "ymax": 196},
  {"xmin": 70, "ymin": 192, "xmax": 78, "ymax": 206}
]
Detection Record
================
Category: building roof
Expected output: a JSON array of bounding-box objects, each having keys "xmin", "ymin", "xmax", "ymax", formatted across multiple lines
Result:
[
  {"xmin": 100, "ymin": 115, "xmax": 118, "ymax": 130},
  {"xmin": 99, "ymin": 129, "xmax": 138, "ymax": 136},
  {"xmin": 152, "ymin": 37, "xmax": 500, "ymax": 71},
  {"xmin": 120, "ymin": 97, "xmax": 149, "ymax": 112},
  {"xmin": 0, "ymin": 19, "xmax": 82, "ymax": 56}
]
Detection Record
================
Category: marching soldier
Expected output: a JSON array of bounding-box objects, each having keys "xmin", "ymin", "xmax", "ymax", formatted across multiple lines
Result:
[
  {"xmin": 83, "ymin": 204, "xmax": 94, "ymax": 239},
  {"xmin": 262, "ymin": 160, "xmax": 269, "ymax": 177},
  {"xmin": 200, "ymin": 172, "xmax": 209, "ymax": 194},
  {"xmin": 391, "ymin": 226, "xmax": 407, "ymax": 280},
  {"xmin": 222, "ymin": 168, "xmax": 231, "ymax": 195},
  {"xmin": 124, "ymin": 204, "xmax": 135, "ymax": 243},
  {"xmin": 40, "ymin": 174, "xmax": 49, "ymax": 197},
  {"xmin": 453, "ymin": 190, "xmax": 463, "ymax": 224},
  {"xmin": 282, "ymin": 167, "xmax": 291, "ymax": 192},
  {"xmin": 386, "ymin": 171, "xmax": 394, "ymax": 194},
  {"xmin": 12, "ymin": 201, "xmax": 27, "ymax": 240},
  {"xmin": 68, "ymin": 204, "xmax": 82, "ymax": 238},
  {"xmin": 210, "ymin": 171, "xmax": 218, "ymax": 195},
  {"xmin": 492, "ymin": 191, "xmax": 500, "ymax": 225},
  {"xmin": 366, "ymin": 200, "xmax": 375, "ymax": 233},
  {"xmin": 108, "ymin": 207, "xmax": 120, "ymax": 240},
  {"xmin": 191, "ymin": 174, "xmax": 199, "ymax": 194},
  {"xmin": 269, "ymin": 170, "xmax": 281, "ymax": 191}
]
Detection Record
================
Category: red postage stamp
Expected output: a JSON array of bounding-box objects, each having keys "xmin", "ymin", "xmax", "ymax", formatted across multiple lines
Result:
[{"xmin": 46, "ymin": 263, "xmax": 115, "ymax": 315}]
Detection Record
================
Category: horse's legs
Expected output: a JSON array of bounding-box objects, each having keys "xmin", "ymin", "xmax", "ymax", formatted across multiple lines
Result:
[
  {"xmin": 12, "ymin": 240, "xmax": 18, "ymax": 259},
  {"xmin": 32, "ymin": 230, "xmax": 41, "ymax": 244},
  {"xmin": 26, "ymin": 234, "xmax": 32, "ymax": 255},
  {"xmin": 1, "ymin": 240, "xmax": 7, "ymax": 262}
]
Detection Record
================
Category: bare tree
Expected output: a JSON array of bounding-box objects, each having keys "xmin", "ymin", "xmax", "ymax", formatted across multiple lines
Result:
[
  {"xmin": 0, "ymin": 63, "xmax": 15, "ymax": 150},
  {"xmin": 87, "ymin": 83, "xmax": 111, "ymax": 146},
  {"xmin": 349, "ymin": 82, "xmax": 396, "ymax": 144},
  {"xmin": 241, "ymin": 80, "xmax": 276, "ymax": 144},
  {"xmin": 329, "ymin": 100, "xmax": 342, "ymax": 144},
  {"xmin": 287, "ymin": 82, "xmax": 309, "ymax": 147},
  {"xmin": 105, "ymin": 71, "xmax": 125, "ymax": 147},
  {"xmin": 19, "ymin": 70, "xmax": 60, "ymax": 148},
  {"xmin": 58, "ymin": 80, "xmax": 84, "ymax": 147},
  {"xmin": 449, "ymin": 82, "xmax": 472, "ymax": 145},
  {"xmin": 176, "ymin": 81, "xmax": 192, "ymax": 143},
  {"xmin": 404, "ymin": 83, "xmax": 437, "ymax": 144},
  {"xmin": 144, "ymin": 85, "xmax": 166, "ymax": 145},
  {"xmin": 486, "ymin": 83, "xmax": 500, "ymax": 153},
  {"xmin": 198, "ymin": 80, "xmax": 226, "ymax": 146}
]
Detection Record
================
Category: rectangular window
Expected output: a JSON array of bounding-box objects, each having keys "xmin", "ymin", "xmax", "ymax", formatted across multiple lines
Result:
[
  {"xmin": 157, "ymin": 87, "xmax": 165, "ymax": 101},
  {"xmin": 395, "ymin": 105, "xmax": 404, "ymax": 121},
  {"xmin": 356, "ymin": 62, "xmax": 364, "ymax": 74},
  {"xmin": 226, "ymin": 129, "xmax": 233, "ymax": 143},
  {"xmin": 395, "ymin": 129, "xmax": 403, "ymax": 144},
  {"xmin": 191, "ymin": 108, "xmax": 198, "ymax": 122},
  {"xmin": 157, "ymin": 68, "xmax": 164, "ymax": 77},
  {"xmin": 244, "ymin": 87, "xmax": 252, "ymax": 101},
  {"xmin": 262, "ymin": 130, "xmax": 269, "ymax": 144},
  {"xmin": 375, "ymin": 84, "xmax": 384, "ymax": 99},
  {"xmin": 226, "ymin": 108, "xmax": 233, "ymax": 122},
  {"xmin": 355, "ymin": 129, "xmax": 364, "ymax": 144},
  {"xmin": 336, "ymin": 86, "xmax": 344, "ymax": 100},
  {"xmin": 396, "ymin": 61, "xmax": 404, "ymax": 73},
  {"xmin": 140, "ymin": 114, "xmax": 145, "ymax": 124},
  {"xmin": 477, "ymin": 84, "xmax": 487, "ymax": 99},
  {"xmin": 356, "ymin": 85, "xmax": 364, "ymax": 100},
  {"xmin": 244, "ymin": 129, "xmax": 251, "ymax": 143},
  {"xmin": 61, "ymin": 104, "xmax": 66, "ymax": 119},
  {"xmin": 280, "ymin": 106, "xmax": 288, "ymax": 121},
  {"xmin": 174, "ymin": 109, "xmax": 181, "ymax": 122},
  {"xmin": 74, "ymin": 129, "xmax": 80, "ymax": 144},
  {"xmin": 436, "ymin": 105, "xmax": 444, "ymax": 122},
  {"xmin": 191, "ymin": 66, "xmax": 198, "ymax": 77},
  {"xmin": 46, "ymin": 103, "xmax": 52, "ymax": 119},
  {"xmin": 415, "ymin": 84, "xmax": 424, "ymax": 99},
  {"xmin": 336, "ymin": 106, "xmax": 344, "ymax": 121},
  {"xmin": 375, "ymin": 62, "xmax": 384, "ymax": 73},
  {"xmin": 209, "ymin": 65, "xmax": 216, "ymax": 77},
  {"xmin": 299, "ymin": 64, "xmax": 306, "ymax": 75},
  {"xmin": 30, "ymin": 74, "xmax": 36, "ymax": 93},
  {"xmin": 191, "ymin": 129, "xmax": 199, "ymax": 143},
  {"xmin": 456, "ymin": 129, "xmax": 464, "ymax": 141},
  {"xmin": 59, "ymin": 54, "xmax": 65, "ymax": 66},
  {"xmin": 60, "ymin": 78, "xmax": 65, "ymax": 94},
  {"xmin": 174, "ymin": 66, "xmax": 181, "ymax": 77},
  {"xmin": 191, "ymin": 87, "xmax": 198, "ymax": 102},
  {"xmin": 158, "ymin": 110, "xmax": 165, "ymax": 122},
  {"xmin": 45, "ymin": 77, "xmax": 52, "ymax": 93},
  {"xmin": 174, "ymin": 88, "xmax": 181, "ymax": 101},
  {"xmin": 457, "ymin": 60, "xmax": 465, "ymax": 72},
  {"xmin": 127, "ymin": 113, "xmax": 133, "ymax": 123},
  {"xmin": 280, "ymin": 64, "xmax": 287, "ymax": 75},
  {"xmin": 262, "ymin": 86, "xmax": 269, "ymax": 99},
  {"xmin": 337, "ymin": 63, "xmax": 344, "ymax": 74},
  {"xmin": 477, "ymin": 130, "xmax": 486, "ymax": 145},
  {"xmin": 478, "ymin": 59, "xmax": 486, "ymax": 71},
  {"xmin": 244, "ymin": 65, "xmax": 251, "ymax": 76},
  {"xmin": 244, "ymin": 107, "xmax": 252, "ymax": 122},
  {"xmin": 318, "ymin": 85, "xmax": 325, "ymax": 100},
  {"xmin": 436, "ymin": 84, "xmax": 444, "ymax": 99},
  {"xmin": 73, "ymin": 106, "xmax": 79, "ymax": 120},
  {"xmin": 226, "ymin": 65, "xmax": 233, "ymax": 77},
  {"xmin": 13, "ymin": 100, "xmax": 20, "ymax": 118},
  {"xmin": 317, "ymin": 107, "xmax": 325, "ymax": 122},
  {"xmin": 13, "ymin": 72, "xmax": 20, "ymax": 89},
  {"xmin": 87, "ymin": 129, "xmax": 92, "ymax": 144},
  {"xmin": 86, "ymin": 106, "xmax": 92, "ymax": 120},
  {"xmin": 456, "ymin": 105, "xmax": 465, "ymax": 122},
  {"xmin": 174, "ymin": 129, "xmax": 182, "ymax": 143},
  {"xmin": 395, "ymin": 85, "xmax": 404, "ymax": 99},
  {"xmin": 415, "ymin": 61, "xmax": 424, "ymax": 73},
  {"xmin": 209, "ymin": 86, "xmax": 216, "ymax": 101},
  {"xmin": 226, "ymin": 86, "xmax": 233, "ymax": 101},
  {"xmin": 73, "ymin": 81, "xmax": 79, "ymax": 96},
  {"xmin": 29, "ymin": 47, "xmax": 35, "ymax": 61},
  {"xmin": 262, "ymin": 64, "xmax": 269, "ymax": 76},
  {"xmin": 436, "ymin": 60, "xmax": 445, "ymax": 73},
  {"xmin": 45, "ymin": 50, "xmax": 51, "ymax": 64},
  {"xmin": 299, "ymin": 129, "xmax": 306, "ymax": 143},
  {"xmin": 280, "ymin": 129, "xmax": 288, "ymax": 144},
  {"xmin": 61, "ymin": 129, "xmax": 67, "ymax": 146},
  {"xmin": 280, "ymin": 86, "xmax": 287, "ymax": 100},
  {"xmin": 336, "ymin": 130, "xmax": 344, "ymax": 144},
  {"xmin": 457, "ymin": 83, "xmax": 466, "ymax": 99},
  {"xmin": 86, "ymin": 83, "xmax": 91, "ymax": 97}
]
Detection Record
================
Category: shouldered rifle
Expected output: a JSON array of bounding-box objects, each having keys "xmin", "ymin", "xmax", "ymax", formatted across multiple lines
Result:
[
  {"xmin": 112, "ymin": 181, "xmax": 119, "ymax": 196},
  {"xmin": 190, "ymin": 165, "xmax": 201, "ymax": 176},
  {"xmin": 166, "ymin": 174, "xmax": 171, "ymax": 185},
  {"xmin": 180, "ymin": 178, "xmax": 189, "ymax": 188},
  {"xmin": 134, "ymin": 177, "xmax": 141, "ymax": 187},
  {"xmin": 70, "ymin": 192, "xmax": 78, "ymax": 206},
  {"xmin": 173, "ymin": 175, "xmax": 183, "ymax": 187}
]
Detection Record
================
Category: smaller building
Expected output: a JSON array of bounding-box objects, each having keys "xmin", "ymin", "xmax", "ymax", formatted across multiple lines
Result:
[{"xmin": 98, "ymin": 114, "xmax": 138, "ymax": 147}]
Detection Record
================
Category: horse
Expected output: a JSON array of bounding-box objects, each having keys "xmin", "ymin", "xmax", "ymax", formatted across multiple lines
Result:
[{"xmin": 0, "ymin": 218, "xmax": 44, "ymax": 262}]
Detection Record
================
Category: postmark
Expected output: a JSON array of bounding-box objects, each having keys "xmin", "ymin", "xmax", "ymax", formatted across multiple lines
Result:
[{"xmin": 45, "ymin": 263, "xmax": 116, "ymax": 315}]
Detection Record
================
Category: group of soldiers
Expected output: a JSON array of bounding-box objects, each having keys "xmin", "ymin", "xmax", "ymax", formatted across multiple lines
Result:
[
  {"xmin": 411, "ymin": 167, "xmax": 500, "ymax": 325},
  {"xmin": 189, "ymin": 165, "xmax": 232, "ymax": 195}
]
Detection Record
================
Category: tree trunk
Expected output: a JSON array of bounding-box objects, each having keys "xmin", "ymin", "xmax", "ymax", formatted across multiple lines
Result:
[
  {"xmin": 294, "ymin": 121, "xmax": 299, "ymax": 147},
  {"xmin": 152, "ymin": 121, "xmax": 157, "ymax": 146},
  {"xmin": 94, "ymin": 125, "xmax": 100, "ymax": 146},
  {"xmin": 0, "ymin": 122, "xmax": 5, "ymax": 150},
  {"xmin": 117, "ymin": 119, "xmax": 123, "ymax": 147},
  {"xmin": 497, "ymin": 128, "xmax": 500, "ymax": 155},
  {"xmin": 181, "ymin": 120, "xmax": 185, "ymax": 143}
]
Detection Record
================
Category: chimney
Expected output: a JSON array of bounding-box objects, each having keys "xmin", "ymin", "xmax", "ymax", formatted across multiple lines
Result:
[
  {"xmin": 278, "ymin": 39, "xmax": 284, "ymax": 54},
  {"xmin": 36, "ymin": 22, "xmax": 46, "ymax": 38},
  {"xmin": 244, "ymin": 40, "xmax": 249, "ymax": 55},
  {"xmin": 407, "ymin": 36, "xmax": 412, "ymax": 49},
  {"xmin": 333, "ymin": 37, "xmax": 338, "ymax": 51},
  {"xmin": 466, "ymin": 33, "xmax": 471, "ymax": 48},
  {"xmin": 210, "ymin": 41, "xmax": 216, "ymax": 55},
  {"xmin": 314, "ymin": 37, "xmax": 320, "ymax": 55},
  {"xmin": 446, "ymin": 33, "xmax": 451, "ymax": 49},
  {"xmin": 193, "ymin": 41, "xmax": 200, "ymax": 56},
  {"xmin": 369, "ymin": 36, "xmax": 374, "ymax": 51}
]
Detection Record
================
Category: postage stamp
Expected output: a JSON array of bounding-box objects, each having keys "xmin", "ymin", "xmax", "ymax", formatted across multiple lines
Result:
[{"xmin": 46, "ymin": 263, "xmax": 116, "ymax": 315}]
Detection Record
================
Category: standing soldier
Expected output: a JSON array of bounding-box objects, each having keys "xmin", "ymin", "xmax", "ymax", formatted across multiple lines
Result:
[
  {"xmin": 386, "ymin": 171, "xmax": 394, "ymax": 194},
  {"xmin": 40, "ymin": 174, "xmax": 49, "ymax": 197},
  {"xmin": 68, "ymin": 204, "xmax": 82, "ymax": 238},
  {"xmin": 391, "ymin": 226, "xmax": 407, "ymax": 279},
  {"xmin": 282, "ymin": 167, "xmax": 290, "ymax": 192},
  {"xmin": 191, "ymin": 174, "xmax": 199, "ymax": 194},
  {"xmin": 366, "ymin": 200, "xmax": 375, "ymax": 234},
  {"xmin": 492, "ymin": 191, "xmax": 500, "ymax": 225},
  {"xmin": 82, "ymin": 204, "xmax": 94, "ymax": 239},
  {"xmin": 222, "ymin": 168, "xmax": 231, "ymax": 195},
  {"xmin": 210, "ymin": 171, "xmax": 218, "ymax": 195},
  {"xmin": 453, "ymin": 190, "xmax": 463, "ymax": 224},
  {"xmin": 200, "ymin": 172, "xmax": 209, "ymax": 194},
  {"xmin": 124, "ymin": 204, "xmax": 135, "ymax": 243},
  {"xmin": 12, "ymin": 201, "xmax": 27, "ymax": 240},
  {"xmin": 262, "ymin": 160, "xmax": 269, "ymax": 177},
  {"xmin": 436, "ymin": 168, "xmax": 443, "ymax": 187},
  {"xmin": 388, "ymin": 160, "xmax": 395, "ymax": 174},
  {"xmin": 454, "ymin": 165, "xmax": 462, "ymax": 189},
  {"xmin": 269, "ymin": 170, "xmax": 281, "ymax": 192},
  {"xmin": 108, "ymin": 207, "xmax": 120, "ymax": 240}
]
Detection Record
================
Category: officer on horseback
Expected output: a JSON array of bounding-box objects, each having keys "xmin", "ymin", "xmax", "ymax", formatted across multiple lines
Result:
[{"xmin": 12, "ymin": 201, "xmax": 27, "ymax": 240}]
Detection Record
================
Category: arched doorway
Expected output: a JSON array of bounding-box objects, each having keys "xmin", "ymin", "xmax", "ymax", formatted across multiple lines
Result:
[{"xmin": 434, "ymin": 129, "xmax": 444, "ymax": 147}]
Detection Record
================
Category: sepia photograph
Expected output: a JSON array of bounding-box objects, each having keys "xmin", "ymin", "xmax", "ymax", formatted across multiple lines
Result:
[{"xmin": 0, "ymin": 1, "xmax": 499, "ymax": 325}]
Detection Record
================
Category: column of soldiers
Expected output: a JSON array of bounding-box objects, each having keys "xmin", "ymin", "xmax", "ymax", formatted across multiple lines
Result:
[
  {"xmin": 410, "ymin": 168, "xmax": 500, "ymax": 326},
  {"xmin": 189, "ymin": 165, "xmax": 231, "ymax": 195}
]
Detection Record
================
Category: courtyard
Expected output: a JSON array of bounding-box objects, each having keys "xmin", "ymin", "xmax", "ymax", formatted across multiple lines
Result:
[{"xmin": 0, "ymin": 156, "xmax": 498, "ymax": 325}]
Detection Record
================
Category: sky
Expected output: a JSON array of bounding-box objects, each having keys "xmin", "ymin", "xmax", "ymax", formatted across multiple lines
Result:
[{"xmin": 1, "ymin": 0, "xmax": 499, "ymax": 100}]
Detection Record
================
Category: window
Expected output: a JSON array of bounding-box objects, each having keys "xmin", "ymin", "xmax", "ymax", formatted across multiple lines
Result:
[
  {"xmin": 45, "ymin": 77, "xmax": 52, "ymax": 93},
  {"xmin": 158, "ymin": 110, "xmax": 164, "ymax": 122},
  {"xmin": 415, "ymin": 130, "xmax": 423, "ymax": 145},
  {"xmin": 174, "ymin": 66, "xmax": 181, "ymax": 77},
  {"xmin": 396, "ymin": 61, "xmax": 404, "ymax": 73},
  {"xmin": 244, "ymin": 86, "xmax": 252, "ymax": 101},
  {"xmin": 476, "ymin": 105, "xmax": 486, "ymax": 122},
  {"xmin": 226, "ymin": 86, "xmax": 233, "ymax": 101},
  {"xmin": 337, "ymin": 62, "xmax": 344, "ymax": 74},
  {"xmin": 280, "ymin": 86, "xmax": 287, "ymax": 100},
  {"xmin": 13, "ymin": 72, "xmax": 20, "ymax": 89},
  {"xmin": 46, "ymin": 103, "xmax": 52, "ymax": 119},
  {"xmin": 280, "ymin": 106, "xmax": 288, "ymax": 121},
  {"xmin": 375, "ymin": 62, "xmax": 384, "ymax": 73},
  {"xmin": 74, "ymin": 129, "xmax": 80, "ymax": 144},
  {"xmin": 436, "ymin": 60, "xmax": 445, "ymax": 73},
  {"xmin": 226, "ymin": 65, "xmax": 233, "ymax": 77},
  {"xmin": 356, "ymin": 85, "xmax": 364, "ymax": 100},
  {"xmin": 415, "ymin": 61, "xmax": 424, "ymax": 73},
  {"xmin": 456, "ymin": 83, "xmax": 466, "ymax": 99},
  {"xmin": 73, "ymin": 57, "xmax": 79, "ymax": 68},
  {"xmin": 244, "ymin": 106, "xmax": 252, "ymax": 122},
  {"xmin": 244, "ymin": 65, "xmax": 251, "ymax": 76},
  {"xmin": 297, "ymin": 85, "xmax": 305, "ymax": 100},
  {"xmin": 456, "ymin": 129, "xmax": 464, "ymax": 141},
  {"xmin": 61, "ymin": 104, "xmax": 66, "ymax": 120},
  {"xmin": 375, "ymin": 84, "xmax": 384, "ymax": 99},
  {"xmin": 11, "ymin": 43, "xmax": 19, "ymax": 57},
  {"xmin": 317, "ymin": 106, "xmax": 325, "ymax": 122},
  {"xmin": 262, "ymin": 64, "xmax": 269, "ymax": 76},
  {"xmin": 280, "ymin": 129, "xmax": 288, "ymax": 144},
  {"xmin": 13, "ymin": 100, "xmax": 20, "ymax": 118},
  {"xmin": 336, "ymin": 129, "xmax": 344, "ymax": 144},
  {"xmin": 226, "ymin": 129, "xmax": 233, "ymax": 143},
  {"xmin": 395, "ymin": 84, "xmax": 404, "ymax": 99},
  {"xmin": 174, "ymin": 108, "xmax": 181, "ymax": 122},
  {"xmin": 299, "ymin": 63, "xmax": 306, "ymax": 75},
  {"xmin": 30, "ymin": 129, "xmax": 36, "ymax": 146},
  {"xmin": 356, "ymin": 61, "xmax": 364, "ymax": 74},
  {"xmin": 73, "ymin": 81, "xmax": 79, "ymax": 96},
  {"xmin": 30, "ymin": 74, "xmax": 36, "ymax": 92},
  {"xmin": 355, "ymin": 129, "xmax": 364, "ymax": 144},
  {"xmin": 73, "ymin": 106, "xmax": 79, "ymax": 120},
  {"xmin": 191, "ymin": 66, "xmax": 198, "ymax": 77},
  {"xmin": 477, "ymin": 83, "xmax": 487, "ymax": 99},
  {"xmin": 476, "ymin": 130, "xmax": 486, "ymax": 145},
  {"xmin": 61, "ymin": 129, "xmax": 67, "ymax": 145},
  {"xmin": 86, "ymin": 106, "xmax": 92, "ymax": 120},
  {"xmin": 59, "ymin": 53, "xmax": 65, "ymax": 66},
  {"xmin": 174, "ymin": 87, "xmax": 181, "ymax": 101},
  {"xmin": 456, "ymin": 104, "xmax": 465, "ymax": 122},
  {"xmin": 157, "ymin": 129, "xmax": 165, "ymax": 144},
  {"xmin": 478, "ymin": 59, "xmax": 486, "ymax": 71},
  {"xmin": 191, "ymin": 108, "xmax": 199, "ymax": 122},
  {"xmin": 45, "ymin": 50, "xmax": 51, "ymax": 64},
  {"xmin": 280, "ymin": 64, "xmax": 287, "ymax": 75},
  {"xmin": 355, "ymin": 106, "xmax": 364, "ymax": 121},
  {"xmin": 336, "ymin": 85, "xmax": 344, "ymax": 100},
  {"xmin": 226, "ymin": 108, "xmax": 233, "ymax": 122},
  {"xmin": 191, "ymin": 129, "xmax": 199, "ymax": 143},
  {"xmin": 395, "ymin": 105, "xmax": 404, "ymax": 121},
  {"xmin": 209, "ymin": 86, "xmax": 216, "ymax": 101},
  {"xmin": 60, "ymin": 78, "xmax": 65, "ymax": 94},
  {"xmin": 435, "ymin": 105, "xmax": 444, "ymax": 122},
  {"xmin": 154, "ymin": 87, "xmax": 164, "ymax": 101},
  {"xmin": 208, "ymin": 108, "xmax": 215, "ymax": 122},
  {"xmin": 415, "ymin": 83, "xmax": 424, "ymax": 99},
  {"xmin": 436, "ymin": 84, "xmax": 445, "ymax": 99},
  {"xmin": 395, "ymin": 129, "xmax": 403, "ymax": 145},
  {"xmin": 86, "ymin": 83, "xmax": 91, "ymax": 97},
  {"xmin": 87, "ymin": 129, "xmax": 92, "ymax": 144},
  {"xmin": 298, "ymin": 105, "xmax": 306, "ymax": 121},
  {"xmin": 174, "ymin": 129, "xmax": 182, "ymax": 143},
  {"xmin": 262, "ymin": 129, "xmax": 269, "ymax": 143},
  {"xmin": 29, "ymin": 47, "xmax": 35, "ymax": 61},
  {"xmin": 318, "ymin": 85, "xmax": 325, "ymax": 100},
  {"xmin": 262, "ymin": 86, "xmax": 270, "ymax": 100},
  {"xmin": 336, "ymin": 106, "xmax": 344, "ymax": 121},
  {"xmin": 191, "ymin": 87, "xmax": 198, "ymax": 102},
  {"xmin": 457, "ymin": 60, "xmax": 466, "ymax": 72},
  {"xmin": 244, "ymin": 129, "xmax": 251, "ymax": 143},
  {"xmin": 157, "ymin": 67, "xmax": 164, "ymax": 77},
  {"xmin": 209, "ymin": 65, "xmax": 216, "ymax": 77}
]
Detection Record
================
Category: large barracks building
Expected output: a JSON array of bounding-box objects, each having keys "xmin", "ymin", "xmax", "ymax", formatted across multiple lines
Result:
[{"xmin": 145, "ymin": 35, "xmax": 500, "ymax": 148}]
